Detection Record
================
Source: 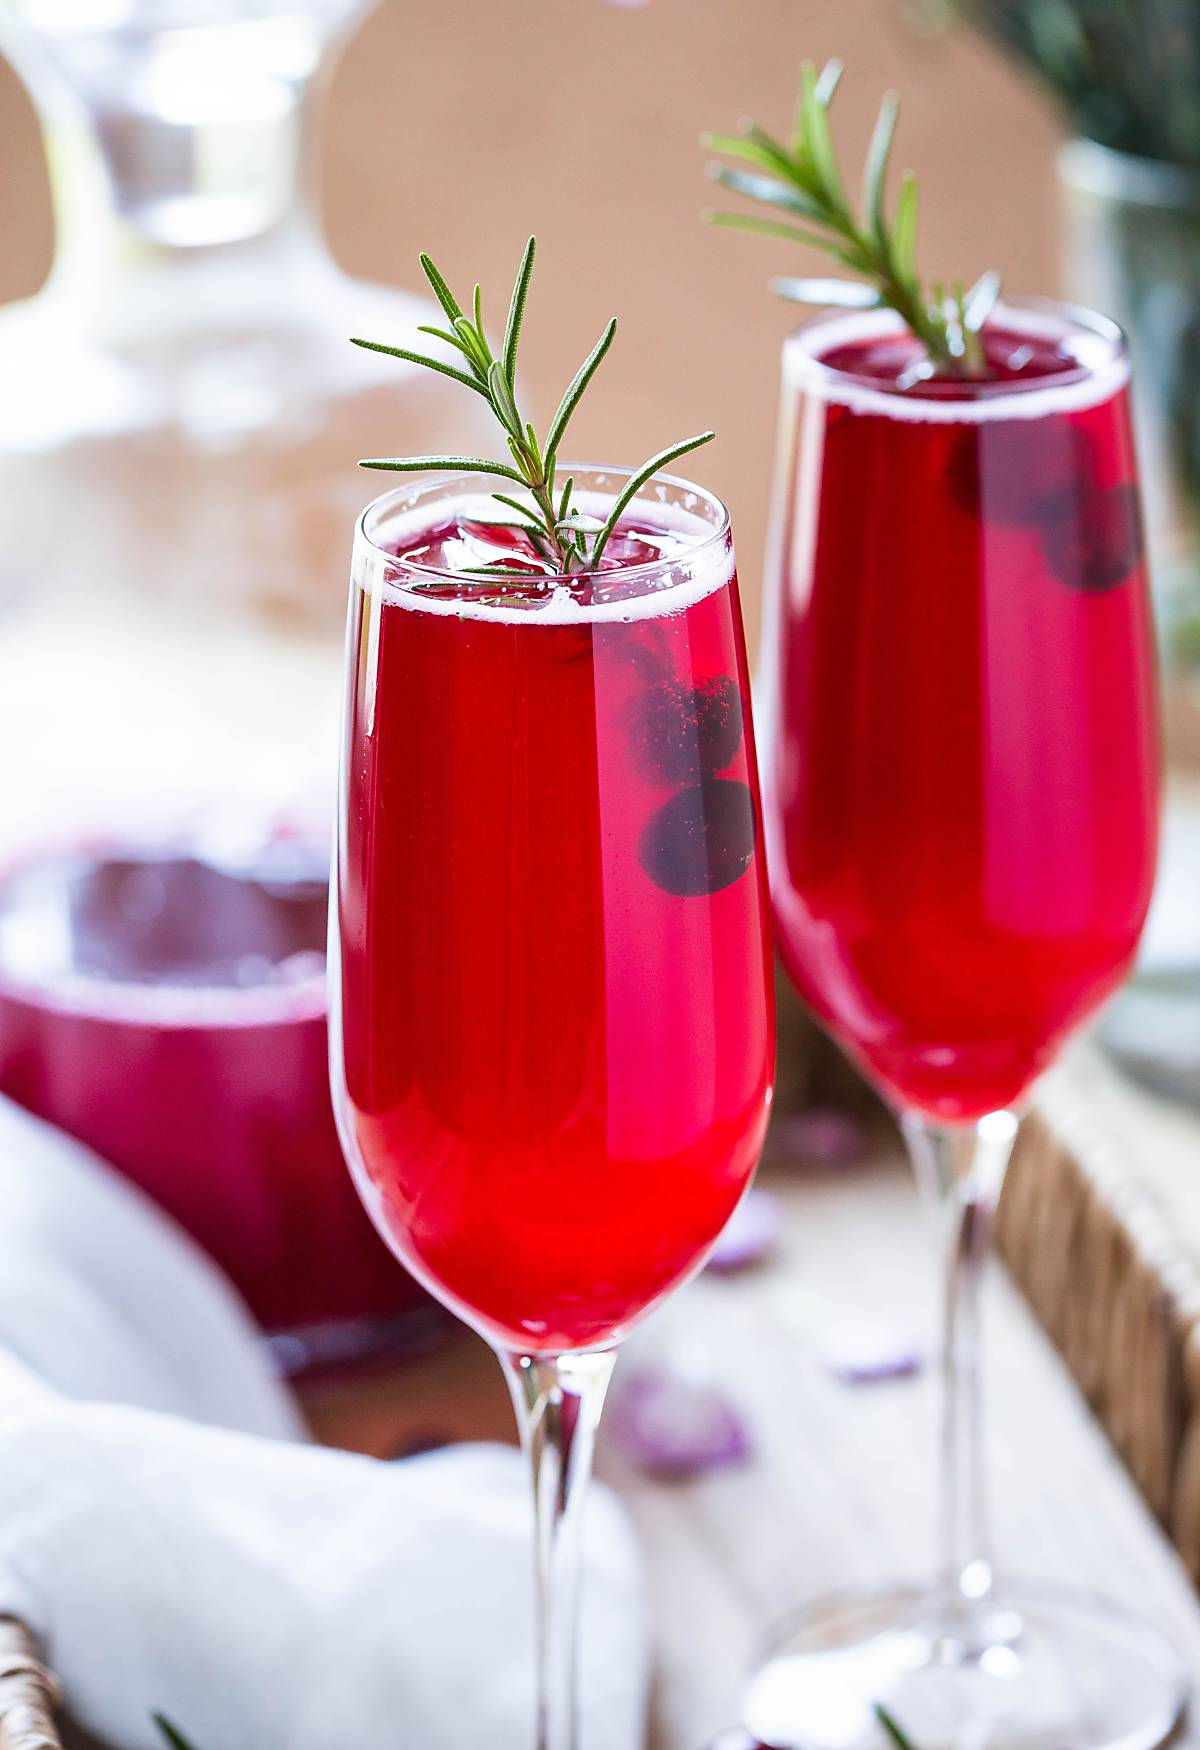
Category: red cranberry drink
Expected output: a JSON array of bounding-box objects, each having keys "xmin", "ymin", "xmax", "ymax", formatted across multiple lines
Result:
[
  {"xmin": 333, "ymin": 472, "xmax": 774, "ymax": 1353},
  {"xmin": 0, "ymin": 834, "xmax": 423, "ymax": 1359},
  {"xmin": 761, "ymin": 304, "xmax": 1159, "ymax": 1123},
  {"xmin": 335, "ymin": 237, "xmax": 774, "ymax": 1750},
  {"xmin": 706, "ymin": 60, "xmax": 1179, "ymax": 1750}
]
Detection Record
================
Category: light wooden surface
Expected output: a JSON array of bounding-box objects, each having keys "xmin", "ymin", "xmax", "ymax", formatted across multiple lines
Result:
[{"xmin": 304, "ymin": 1082, "xmax": 1200, "ymax": 1750}]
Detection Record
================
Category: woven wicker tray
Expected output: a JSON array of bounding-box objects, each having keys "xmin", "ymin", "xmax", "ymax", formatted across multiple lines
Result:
[
  {"xmin": 0, "ymin": 1618, "xmax": 62, "ymax": 1749},
  {"xmin": 997, "ymin": 1055, "xmax": 1200, "ymax": 1574}
]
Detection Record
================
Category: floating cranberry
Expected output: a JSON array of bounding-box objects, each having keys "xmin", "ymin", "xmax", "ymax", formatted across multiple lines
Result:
[
  {"xmin": 639, "ymin": 778, "xmax": 756, "ymax": 897},
  {"xmin": 630, "ymin": 674, "xmax": 744, "ymax": 783},
  {"xmin": 1040, "ymin": 479, "xmax": 1143, "ymax": 593},
  {"xmin": 945, "ymin": 418, "xmax": 1077, "ymax": 530}
]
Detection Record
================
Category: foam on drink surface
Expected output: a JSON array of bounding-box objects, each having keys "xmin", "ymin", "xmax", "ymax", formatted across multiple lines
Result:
[
  {"xmin": 366, "ymin": 489, "xmax": 732, "ymax": 625},
  {"xmin": 786, "ymin": 307, "xmax": 1130, "ymax": 424}
]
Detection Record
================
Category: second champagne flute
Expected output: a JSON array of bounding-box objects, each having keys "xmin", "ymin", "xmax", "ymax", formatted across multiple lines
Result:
[
  {"xmin": 748, "ymin": 292, "xmax": 1177, "ymax": 1750},
  {"xmin": 704, "ymin": 63, "xmax": 1183, "ymax": 1750}
]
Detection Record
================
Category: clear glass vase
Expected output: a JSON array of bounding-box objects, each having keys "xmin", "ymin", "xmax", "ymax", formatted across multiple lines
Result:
[
  {"xmin": 1060, "ymin": 139, "xmax": 1200, "ymax": 1104},
  {"xmin": 0, "ymin": 0, "xmax": 492, "ymax": 1367}
]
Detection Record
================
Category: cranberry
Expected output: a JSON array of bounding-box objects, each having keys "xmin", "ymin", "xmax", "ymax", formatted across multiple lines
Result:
[
  {"xmin": 639, "ymin": 778, "xmax": 756, "ymax": 897},
  {"xmin": 629, "ymin": 674, "xmax": 745, "ymax": 783},
  {"xmin": 944, "ymin": 418, "xmax": 1077, "ymax": 530},
  {"xmin": 1039, "ymin": 479, "xmax": 1143, "ymax": 593}
]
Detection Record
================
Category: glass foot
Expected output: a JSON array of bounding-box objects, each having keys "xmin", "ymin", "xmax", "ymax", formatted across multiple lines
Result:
[{"xmin": 742, "ymin": 1582, "xmax": 1189, "ymax": 1750}]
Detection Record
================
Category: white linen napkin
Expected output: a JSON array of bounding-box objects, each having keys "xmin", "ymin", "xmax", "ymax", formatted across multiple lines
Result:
[
  {"xmin": 0, "ymin": 1097, "xmax": 301, "ymax": 1439},
  {"xmin": 0, "ymin": 1099, "xmax": 647, "ymax": 1750}
]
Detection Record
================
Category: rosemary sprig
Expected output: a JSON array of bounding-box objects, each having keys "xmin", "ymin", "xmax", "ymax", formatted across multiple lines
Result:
[
  {"xmin": 702, "ymin": 60, "xmax": 1001, "ymax": 377},
  {"xmin": 154, "ymin": 1714, "xmax": 199, "ymax": 1750},
  {"xmin": 352, "ymin": 237, "xmax": 715, "ymax": 580},
  {"xmin": 874, "ymin": 1702, "xmax": 921, "ymax": 1750},
  {"xmin": 147, "ymin": 1701, "xmax": 922, "ymax": 1750}
]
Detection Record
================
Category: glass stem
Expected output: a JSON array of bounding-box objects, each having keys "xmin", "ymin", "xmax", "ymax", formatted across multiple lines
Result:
[
  {"xmin": 901, "ymin": 1109, "xmax": 1019, "ymax": 1607},
  {"xmin": 501, "ymin": 1348, "xmax": 617, "ymax": 1750}
]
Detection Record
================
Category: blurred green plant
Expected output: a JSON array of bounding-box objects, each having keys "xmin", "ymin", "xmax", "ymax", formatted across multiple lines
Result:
[{"xmin": 909, "ymin": 0, "xmax": 1200, "ymax": 168}]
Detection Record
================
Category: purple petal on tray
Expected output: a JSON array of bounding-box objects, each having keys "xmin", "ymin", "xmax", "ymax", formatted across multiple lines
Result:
[
  {"xmin": 822, "ymin": 1320, "xmax": 924, "ymax": 1385},
  {"xmin": 609, "ymin": 1367, "xmax": 752, "ymax": 1478},
  {"xmin": 771, "ymin": 1106, "xmax": 869, "ymax": 1168},
  {"xmin": 706, "ymin": 1190, "xmax": 783, "ymax": 1275}
]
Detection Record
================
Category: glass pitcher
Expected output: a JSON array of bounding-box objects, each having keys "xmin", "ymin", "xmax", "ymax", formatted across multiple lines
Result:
[{"xmin": 0, "ymin": 0, "xmax": 490, "ymax": 1367}]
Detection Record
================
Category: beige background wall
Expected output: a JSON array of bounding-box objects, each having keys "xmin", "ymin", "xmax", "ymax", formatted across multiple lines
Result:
[{"xmin": 0, "ymin": 0, "xmax": 1063, "ymax": 639}]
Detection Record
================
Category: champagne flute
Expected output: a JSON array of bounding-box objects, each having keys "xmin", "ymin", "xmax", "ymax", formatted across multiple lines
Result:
[
  {"xmin": 330, "ymin": 465, "xmax": 774, "ymax": 1749},
  {"xmin": 746, "ymin": 298, "xmax": 1184, "ymax": 1749}
]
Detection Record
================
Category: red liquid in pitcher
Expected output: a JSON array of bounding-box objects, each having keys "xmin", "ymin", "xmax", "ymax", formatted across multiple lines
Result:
[
  {"xmin": 0, "ymin": 837, "xmax": 422, "ymax": 1346},
  {"xmin": 334, "ymin": 502, "xmax": 774, "ymax": 1353},
  {"xmin": 763, "ymin": 318, "xmax": 1159, "ymax": 1121}
]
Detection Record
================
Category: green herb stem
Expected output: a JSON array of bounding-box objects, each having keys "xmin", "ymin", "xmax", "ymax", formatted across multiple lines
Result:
[
  {"xmin": 874, "ymin": 1702, "xmax": 922, "ymax": 1750},
  {"xmin": 353, "ymin": 238, "xmax": 715, "ymax": 582},
  {"xmin": 154, "ymin": 1714, "xmax": 200, "ymax": 1750},
  {"xmin": 703, "ymin": 59, "xmax": 1002, "ymax": 376}
]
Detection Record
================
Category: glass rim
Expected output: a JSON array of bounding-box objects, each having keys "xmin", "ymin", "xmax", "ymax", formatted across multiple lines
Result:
[
  {"xmin": 1059, "ymin": 136, "xmax": 1200, "ymax": 214},
  {"xmin": 355, "ymin": 462, "xmax": 732, "ymax": 594},
  {"xmin": 783, "ymin": 294, "xmax": 1130, "ymax": 420}
]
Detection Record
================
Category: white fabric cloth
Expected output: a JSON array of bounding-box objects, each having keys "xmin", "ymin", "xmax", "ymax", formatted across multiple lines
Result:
[
  {"xmin": 0, "ymin": 1099, "xmax": 646, "ymax": 1750},
  {"xmin": 0, "ymin": 1098, "xmax": 301, "ymax": 1439}
]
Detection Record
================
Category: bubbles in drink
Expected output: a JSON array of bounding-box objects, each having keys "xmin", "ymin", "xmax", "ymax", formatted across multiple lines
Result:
[{"xmin": 628, "ymin": 674, "xmax": 745, "ymax": 784}]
